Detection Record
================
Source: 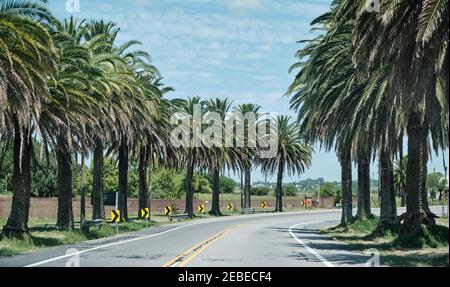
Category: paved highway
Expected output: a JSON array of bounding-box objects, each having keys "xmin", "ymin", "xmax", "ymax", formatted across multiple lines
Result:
[{"xmin": 0, "ymin": 207, "xmax": 445, "ymax": 267}]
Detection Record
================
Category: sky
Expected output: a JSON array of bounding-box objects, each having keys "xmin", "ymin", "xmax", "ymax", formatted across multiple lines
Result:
[{"xmin": 50, "ymin": 0, "xmax": 449, "ymax": 183}]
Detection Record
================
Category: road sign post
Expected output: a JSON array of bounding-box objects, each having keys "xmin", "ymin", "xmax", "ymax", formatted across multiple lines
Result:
[{"xmin": 148, "ymin": 156, "xmax": 152, "ymax": 223}]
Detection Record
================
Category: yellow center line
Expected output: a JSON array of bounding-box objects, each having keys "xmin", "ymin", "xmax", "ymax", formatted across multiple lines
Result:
[{"xmin": 162, "ymin": 224, "xmax": 243, "ymax": 267}]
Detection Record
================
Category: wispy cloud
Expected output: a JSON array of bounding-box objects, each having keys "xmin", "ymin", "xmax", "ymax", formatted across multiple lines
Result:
[{"xmin": 221, "ymin": 0, "xmax": 263, "ymax": 10}]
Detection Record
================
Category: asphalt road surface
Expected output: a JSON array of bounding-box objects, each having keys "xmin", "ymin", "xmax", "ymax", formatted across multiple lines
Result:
[{"xmin": 0, "ymin": 207, "xmax": 445, "ymax": 267}]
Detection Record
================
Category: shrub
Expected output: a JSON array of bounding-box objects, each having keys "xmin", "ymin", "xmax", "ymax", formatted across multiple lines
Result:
[
  {"xmin": 251, "ymin": 186, "xmax": 272, "ymax": 196},
  {"xmin": 284, "ymin": 185, "xmax": 298, "ymax": 196},
  {"xmin": 320, "ymin": 182, "xmax": 337, "ymax": 198}
]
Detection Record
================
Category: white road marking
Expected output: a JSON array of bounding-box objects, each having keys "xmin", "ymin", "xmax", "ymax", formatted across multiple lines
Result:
[
  {"xmin": 288, "ymin": 221, "xmax": 335, "ymax": 267},
  {"xmin": 24, "ymin": 210, "xmax": 342, "ymax": 267},
  {"xmin": 25, "ymin": 224, "xmax": 196, "ymax": 267}
]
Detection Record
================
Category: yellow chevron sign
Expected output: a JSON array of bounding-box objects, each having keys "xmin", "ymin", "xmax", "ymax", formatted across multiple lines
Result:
[
  {"xmin": 261, "ymin": 201, "xmax": 267, "ymax": 208},
  {"xmin": 227, "ymin": 203, "xmax": 233, "ymax": 210},
  {"xmin": 164, "ymin": 206, "xmax": 172, "ymax": 216},
  {"xmin": 111, "ymin": 210, "xmax": 120, "ymax": 223},
  {"xmin": 198, "ymin": 204, "xmax": 205, "ymax": 213},
  {"xmin": 140, "ymin": 208, "xmax": 149, "ymax": 219}
]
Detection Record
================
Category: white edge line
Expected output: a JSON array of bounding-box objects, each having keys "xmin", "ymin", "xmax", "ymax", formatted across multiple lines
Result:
[
  {"xmin": 24, "ymin": 224, "xmax": 194, "ymax": 267},
  {"xmin": 288, "ymin": 221, "xmax": 335, "ymax": 267},
  {"xmin": 24, "ymin": 210, "xmax": 344, "ymax": 267}
]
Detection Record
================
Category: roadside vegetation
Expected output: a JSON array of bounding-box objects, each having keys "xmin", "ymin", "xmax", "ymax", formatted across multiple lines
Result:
[
  {"xmin": 322, "ymin": 216, "xmax": 449, "ymax": 267},
  {"xmin": 0, "ymin": 0, "xmax": 448, "ymax": 268},
  {"xmin": 287, "ymin": 0, "xmax": 448, "ymax": 248},
  {"xmin": 0, "ymin": 218, "xmax": 155, "ymax": 257}
]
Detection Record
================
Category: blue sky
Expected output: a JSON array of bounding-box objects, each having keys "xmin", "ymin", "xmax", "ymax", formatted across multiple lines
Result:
[{"xmin": 50, "ymin": 0, "xmax": 448, "ymax": 183}]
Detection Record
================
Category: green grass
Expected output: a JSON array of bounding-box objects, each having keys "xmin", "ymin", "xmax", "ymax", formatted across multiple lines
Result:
[
  {"xmin": 322, "ymin": 216, "xmax": 449, "ymax": 267},
  {"xmin": 0, "ymin": 218, "xmax": 157, "ymax": 257}
]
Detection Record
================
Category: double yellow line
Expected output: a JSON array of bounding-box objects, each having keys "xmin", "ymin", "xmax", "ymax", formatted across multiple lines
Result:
[{"xmin": 162, "ymin": 224, "xmax": 242, "ymax": 267}]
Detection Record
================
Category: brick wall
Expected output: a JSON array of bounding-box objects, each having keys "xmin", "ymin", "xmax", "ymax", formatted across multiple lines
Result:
[{"xmin": 0, "ymin": 196, "xmax": 342, "ymax": 219}]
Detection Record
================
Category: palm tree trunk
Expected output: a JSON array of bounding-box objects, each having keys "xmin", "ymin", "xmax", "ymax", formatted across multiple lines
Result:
[
  {"xmin": 399, "ymin": 134, "xmax": 406, "ymax": 207},
  {"xmin": 118, "ymin": 138, "xmax": 129, "ymax": 221},
  {"xmin": 92, "ymin": 137, "xmax": 104, "ymax": 220},
  {"xmin": 244, "ymin": 167, "xmax": 251, "ymax": 208},
  {"xmin": 379, "ymin": 150, "xmax": 397, "ymax": 226},
  {"xmin": 185, "ymin": 153, "xmax": 195, "ymax": 217},
  {"xmin": 56, "ymin": 135, "xmax": 74, "ymax": 231},
  {"xmin": 400, "ymin": 112, "xmax": 436, "ymax": 238},
  {"xmin": 275, "ymin": 160, "xmax": 284, "ymax": 212},
  {"xmin": 420, "ymin": 127, "xmax": 431, "ymax": 214},
  {"xmin": 240, "ymin": 171, "xmax": 244, "ymax": 209},
  {"xmin": 1, "ymin": 123, "xmax": 32, "ymax": 239},
  {"xmin": 0, "ymin": 137, "xmax": 10, "ymax": 179},
  {"xmin": 138, "ymin": 146, "xmax": 148, "ymax": 218},
  {"xmin": 357, "ymin": 154, "xmax": 371, "ymax": 218},
  {"xmin": 210, "ymin": 165, "xmax": 221, "ymax": 216},
  {"xmin": 340, "ymin": 150, "xmax": 353, "ymax": 224}
]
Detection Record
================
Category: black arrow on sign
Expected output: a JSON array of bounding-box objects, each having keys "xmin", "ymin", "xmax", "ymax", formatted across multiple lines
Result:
[
  {"xmin": 141, "ymin": 208, "xmax": 149, "ymax": 219},
  {"xmin": 165, "ymin": 206, "xmax": 172, "ymax": 216},
  {"xmin": 111, "ymin": 210, "xmax": 120, "ymax": 223}
]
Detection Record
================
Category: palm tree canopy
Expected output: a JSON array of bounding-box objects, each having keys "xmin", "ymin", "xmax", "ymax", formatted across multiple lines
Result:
[{"xmin": 259, "ymin": 115, "xmax": 313, "ymax": 177}]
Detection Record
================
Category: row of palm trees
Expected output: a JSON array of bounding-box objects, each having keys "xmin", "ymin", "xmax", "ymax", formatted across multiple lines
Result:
[
  {"xmin": 287, "ymin": 0, "xmax": 448, "ymax": 238},
  {"xmin": 0, "ymin": 0, "xmax": 314, "ymax": 239}
]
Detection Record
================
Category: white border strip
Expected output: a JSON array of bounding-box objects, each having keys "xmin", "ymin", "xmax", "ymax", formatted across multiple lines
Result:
[
  {"xmin": 288, "ymin": 221, "xmax": 335, "ymax": 267},
  {"xmin": 25, "ymin": 224, "xmax": 194, "ymax": 267},
  {"xmin": 25, "ymin": 210, "xmax": 342, "ymax": 267}
]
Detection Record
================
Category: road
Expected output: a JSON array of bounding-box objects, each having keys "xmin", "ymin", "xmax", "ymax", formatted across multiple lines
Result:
[{"xmin": 0, "ymin": 207, "xmax": 445, "ymax": 267}]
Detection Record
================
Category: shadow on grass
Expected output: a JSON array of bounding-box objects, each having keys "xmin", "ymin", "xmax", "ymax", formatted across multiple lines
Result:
[
  {"xmin": 324, "ymin": 216, "xmax": 449, "ymax": 250},
  {"xmin": 0, "ymin": 220, "xmax": 154, "ymax": 257},
  {"xmin": 382, "ymin": 251, "xmax": 449, "ymax": 267},
  {"xmin": 393, "ymin": 224, "xmax": 449, "ymax": 248}
]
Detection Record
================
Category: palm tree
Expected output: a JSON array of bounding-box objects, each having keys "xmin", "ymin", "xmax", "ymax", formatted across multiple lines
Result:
[
  {"xmin": 234, "ymin": 104, "xmax": 261, "ymax": 209},
  {"xmin": 206, "ymin": 98, "xmax": 232, "ymax": 216},
  {"xmin": 0, "ymin": 0, "xmax": 57, "ymax": 238},
  {"xmin": 113, "ymin": 41, "xmax": 161, "ymax": 221},
  {"xmin": 84, "ymin": 20, "xmax": 121, "ymax": 221},
  {"xmin": 335, "ymin": 0, "xmax": 448, "ymax": 236},
  {"xmin": 172, "ymin": 97, "xmax": 209, "ymax": 217},
  {"xmin": 40, "ymin": 17, "xmax": 119, "ymax": 230},
  {"xmin": 134, "ymin": 77, "xmax": 173, "ymax": 218},
  {"xmin": 259, "ymin": 116, "xmax": 313, "ymax": 212},
  {"xmin": 286, "ymin": 14, "xmax": 363, "ymax": 224}
]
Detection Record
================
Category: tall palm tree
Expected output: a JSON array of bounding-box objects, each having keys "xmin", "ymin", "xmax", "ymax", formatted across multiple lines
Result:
[
  {"xmin": 40, "ymin": 17, "xmax": 117, "ymax": 230},
  {"xmin": 133, "ymin": 77, "xmax": 173, "ymax": 218},
  {"xmin": 204, "ymin": 98, "xmax": 233, "ymax": 216},
  {"xmin": 234, "ymin": 104, "xmax": 261, "ymax": 209},
  {"xmin": 113, "ymin": 41, "xmax": 161, "ymax": 221},
  {"xmin": 259, "ymin": 116, "xmax": 313, "ymax": 212},
  {"xmin": 172, "ymin": 97, "xmax": 209, "ymax": 217},
  {"xmin": 335, "ymin": 0, "xmax": 448, "ymax": 236},
  {"xmin": 0, "ymin": 0, "xmax": 57, "ymax": 238},
  {"xmin": 287, "ymin": 14, "xmax": 362, "ymax": 224},
  {"xmin": 84, "ymin": 20, "xmax": 120, "ymax": 221}
]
